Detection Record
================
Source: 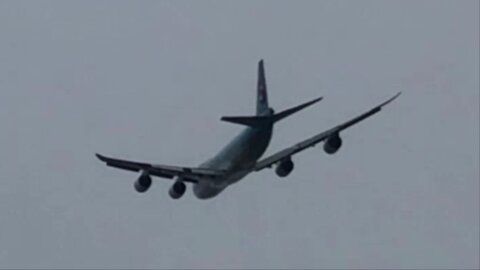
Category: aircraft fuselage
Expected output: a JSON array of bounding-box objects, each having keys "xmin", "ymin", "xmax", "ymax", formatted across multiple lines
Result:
[{"xmin": 193, "ymin": 123, "xmax": 273, "ymax": 199}]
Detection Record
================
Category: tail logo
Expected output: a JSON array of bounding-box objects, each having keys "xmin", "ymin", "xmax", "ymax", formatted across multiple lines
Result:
[{"xmin": 258, "ymin": 84, "xmax": 266, "ymax": 102}]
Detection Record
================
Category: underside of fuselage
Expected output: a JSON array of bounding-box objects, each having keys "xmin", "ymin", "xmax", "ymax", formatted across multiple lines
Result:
[
  {"xmin": 193, "ymin": 183, "xmax": 225, "ymax": 199},
  {"xmin": 194, "ymin": 125, "xmax": 273, "ymax": 199},
  {"xmin": 192, "ymin": 168, "xmax": 253, "ymax": 199}
]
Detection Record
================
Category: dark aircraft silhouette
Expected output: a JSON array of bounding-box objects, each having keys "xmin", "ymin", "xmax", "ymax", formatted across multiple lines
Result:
[{"xmin": 97, "ymin": 60, "xmax": 401, "ymax": 199}]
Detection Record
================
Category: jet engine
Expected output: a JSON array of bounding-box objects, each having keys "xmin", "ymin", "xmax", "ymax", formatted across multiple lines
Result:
[
  {"xmin": 169, "ymin": 181, "xmax": 186, "ymax": 199},
  {"xmin": 134, "ymin": 173, "xmax": 152, "ymax": 193},
  {"xmin": 323, "ymin": 134, "xmax": 342, "ymax": 154},
  {"xmin": 275, "ymin": 159, "xmax": 294, "ymax": 177}
]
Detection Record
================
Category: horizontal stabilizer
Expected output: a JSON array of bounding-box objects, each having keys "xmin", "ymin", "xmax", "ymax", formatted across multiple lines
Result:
[
  {"xmin": 272, "ymin": 97, "xmax": 323, "ymax": 123},
  {"xmin": 221, "ymin": 115, "xmax": 270, "ymax": 127},
  {"xmin": 222, "ymin": 96, "xmax": 323, "ymax": 127}
]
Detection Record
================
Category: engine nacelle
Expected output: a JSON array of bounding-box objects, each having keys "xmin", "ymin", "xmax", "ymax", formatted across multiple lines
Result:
[
  {"xmin": 134, "ymin": 173, "xmax": 152, "ymax": 193},
  {"xmin": 323, "ymin": 134, "xmax": 342, "ymax": 154},
  {"xmin": 169, "ymin": 181, "xmax": 186, "ymax": 199},
  {"xmin": 275, "ymin": 159, "xmax": 294, "ymax": 177}
]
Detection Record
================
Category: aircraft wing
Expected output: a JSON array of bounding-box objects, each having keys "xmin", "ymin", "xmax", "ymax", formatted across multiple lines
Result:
[
  {"xmin": 254, "ymin": 92, "xmax": 401, "ymax": 171},
  {"xmin": 95, "ymin": 154, "xmax": 225, "ymax": 183}
]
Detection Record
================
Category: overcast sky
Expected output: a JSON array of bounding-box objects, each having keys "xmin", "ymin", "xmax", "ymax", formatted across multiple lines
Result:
[{"xmin": 0, "ymin": 0, "xmax": 478, "ymax": 269}]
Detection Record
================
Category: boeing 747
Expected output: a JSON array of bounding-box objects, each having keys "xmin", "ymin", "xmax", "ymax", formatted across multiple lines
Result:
[{"xmin": 96, "ymin": 60, "xmax": 400, "ymax": 199}]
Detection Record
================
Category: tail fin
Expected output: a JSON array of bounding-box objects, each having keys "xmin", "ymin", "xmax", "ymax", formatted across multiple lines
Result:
[
  {"xmin": 221, "ymin": 59, "xmax": 323, "ymax": 128},
  {"xmin": 257, "ymin": 59, "xmax": 269, "ymax": 115}
]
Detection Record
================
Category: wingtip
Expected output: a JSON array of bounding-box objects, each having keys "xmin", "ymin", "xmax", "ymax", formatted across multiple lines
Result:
[
  {"xmin": 309, "ymin": 96, "xmax": 324, "ymax": 105},
  {"xmin": 379, "ymin": 91, "xmax": 402, "ymax": 108},
  {"xmin": 390, "ymin": 91, "xmax": 402, "ymax": 102},
  {"xmin": 95, "ymin": 153, "xmax": 106, "ymax": 161}
]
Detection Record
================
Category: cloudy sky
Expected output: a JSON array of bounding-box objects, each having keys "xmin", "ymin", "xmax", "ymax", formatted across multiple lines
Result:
[{"xmin": 0, "ymin": 0, "xmax": 478, "ymax": 269}]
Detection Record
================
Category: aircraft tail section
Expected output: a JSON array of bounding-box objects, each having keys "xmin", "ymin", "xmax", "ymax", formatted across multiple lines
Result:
[
  {"xmin": 221, "ymin": 115, "xmax": 270, "ymax": 127},
  {"xmin": 256, "ymin": 59, "xmax": 270, "ymax": 116},
  {"xmin": 221, "ymin": 97, "xmax": 323, "ymax": 127},
  {"xmin": 220, "ymin": 59, "xmax": 323, "ymax": 128},
  {"xmin": 271, "ymin": 96, "xmax": 323, "ymax": 122}
]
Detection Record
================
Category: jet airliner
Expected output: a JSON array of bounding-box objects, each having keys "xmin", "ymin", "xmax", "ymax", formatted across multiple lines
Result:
[{"xmin": 96, "ymin": 60, "xmax": 400, "ymax": 199}]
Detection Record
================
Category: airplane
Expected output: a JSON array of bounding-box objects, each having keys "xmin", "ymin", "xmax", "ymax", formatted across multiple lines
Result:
[{"xmin": 96, "ymin": 60, "xmax": 401, "ymax": 200}]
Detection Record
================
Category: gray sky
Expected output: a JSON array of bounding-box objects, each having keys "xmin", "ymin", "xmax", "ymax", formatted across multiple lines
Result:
[{"xmin": 0, "ymin": 0, "xmax": 478, "ymax": 269}]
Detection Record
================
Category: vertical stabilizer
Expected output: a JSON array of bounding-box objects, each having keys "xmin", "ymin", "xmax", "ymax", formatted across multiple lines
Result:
[
  {"xmin": 256, "ymin": 59, "xmax": 269, "ymax": 115},
  {"xmin": 221, "ymin": 60, "xmax": 323, "ymax": 127}
]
